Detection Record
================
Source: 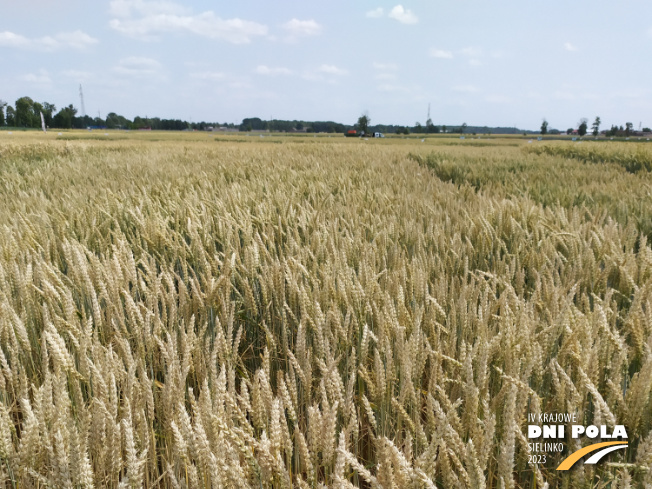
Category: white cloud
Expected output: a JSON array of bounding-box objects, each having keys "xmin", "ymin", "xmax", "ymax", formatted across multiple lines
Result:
[
  {"xmin": 377, "ymin": 84, "xmax": 409, "ymax": 92},
  {"xmin": 460, "ymin": 47, "xmax": 482, "ymax": 57},
  {"xmin": 553, "ymin": 90, "xmax": 575, "ymax": 100},
  {"xmin": 388, "ymin": 5, "xmax": 418, "ymax": 24},
  {"xmin": 373, "ymin": 62, "xmax": 398, "ymax": 70},
  {"xmin": 282, "ymin": 19, "xmax": 322, "ymax": 37},
  {"xmin": 61, "ymin": 70, "xmax": 93, "ymax": 81},
  {"xmin": 109, "ymin": 0, "xmax": 188, "ymax": 17},
  {"xmin": 430, "ymin": 48, "xmax": 453, "ymax": 59},
  {"xmin": 375, "ymin": 73, "xmax": 397, "ymax": 80},
  {"xmin": 318, "ymin": 64, "xmax": 347, "ymax": 75},
  {"xmin": 113, "ymin": 57, "xmax": 162, "ymax": 77},
  {"xmin": 367, "ymin": 5, "xmax": 418, "ymax": 24},
  {"xmin": 366, "ymin": 7, "xmax": 384, "ymax": 18},
  {"xmin": 302, "ymin": 64, "xmax": 348, "ymax": 83},
  {"xmin": 458, "ymin": 47, "xmax": 485, "ymax": 66},
  {"xmin": 228, "ymin": 80, "xmax": 254, "ymax": 90},
  {"xmin": 190, "ymin": 71, "xmax": 226, "ymax": 81},
  {"xmin": 255, "ymin": 65, "xmax": 293, "ymax": 76},
  {"xmin": 485, "ymin": 94, "xmax": 511, "ymax": 104},
  {"xmin": 564, "ymin": 42, "xmax": 578, "ymax": 52},
  {"xmin": 0, "ymin": 30, "xmax": 98, "ymax": 51},
  {"xmin": 53, "ymin": 31, "xmax": 99, "ymax": 49},
  {"xmin": 452, "ymin": 84, "xmax": 479, "ymax": 93},
  {"xmin": 19, "ymin": 69, "xmax": 52, "ymax": 85},
  {"xmin": 109, "ymin": 1, "xmax": 268, "ymax": 43},
  {"xmin": 0, "ymin": 32, "xmax": 28, "ymax": 48}
]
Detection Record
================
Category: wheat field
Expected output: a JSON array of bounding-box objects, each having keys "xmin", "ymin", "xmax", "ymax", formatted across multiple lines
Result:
[{"xmin": 0, "ymin": 132, "xmax": 650, "ymax": 488}]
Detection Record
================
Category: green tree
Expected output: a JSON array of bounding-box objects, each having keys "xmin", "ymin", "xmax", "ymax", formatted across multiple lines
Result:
[
  {"xmin": 625, "ymin": 122, "xmax": 633, "ymax": 136},
  {"xmin": 541, "ymin": 119, "xmax": 548, "ymax": 135},
  {"xmin": 42, "ymin": 102, "xmax": 56, "ymax": 127},
  {"xmin": 241, "ymin": 117, "xmax": 265, "ymax": 131},
  {"xmin": 32, "ymin": 101, "xmax": 43, "ymax": 125},
  {"xmin": 14, "ymin": 96, "xmax": 37, "ymax": 127},
  {"xmin": 0, "ymin": 100, "xmax": 6, "ymax": 126},
  {"xmin": 52, "ymin": 104, "xmax": 77, "ymax": 129},
  {"xmin": 73, "ymin": 114, "xmax": 93, "ymax": 129},
  {"xmin": 5, "ymin": 106, "xmax": 15, "ymax": 126},
  {"xmin": 591, "ymin": 116, "xmax": 601, "ymax": 136},
  {"xmin": 578, "ymin": 118, "xmax": 588, "ymax": 136},
  {"xmin": 106, "ymin": 112, "xmax": 130, "ymax": 129},
  {"xmin": 460, "ymin": 122, "xmax": 467, "ymax": 134},
  {"xmin": 357, "ymin": 112, "xmax": 370, "ymax": 135},
  {"xmin": 133, "ymin": 116, "xmax": 149, "ymax": 129}
]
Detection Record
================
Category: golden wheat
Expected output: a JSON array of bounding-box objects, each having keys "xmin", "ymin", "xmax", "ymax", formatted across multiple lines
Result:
[{"xmin": 0, "ymin": 133, "xmax": 649, "ymax": 487}]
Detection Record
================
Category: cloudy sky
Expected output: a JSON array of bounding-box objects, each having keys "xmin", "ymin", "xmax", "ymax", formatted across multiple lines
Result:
[{"xmin": 2, "ymin": 1, "xmax": 651, "ymax": 129}]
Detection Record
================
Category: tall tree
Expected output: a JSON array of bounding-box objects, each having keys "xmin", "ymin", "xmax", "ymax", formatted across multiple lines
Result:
[
  {"xmin": 5, "ymin": 106, "xmax": 15, "ymax": 126},
  {"xmin": 52, "ymin": 104, "xmax": 77, "ymax": 129},
  {"xmin": 106, "ymin": 112, "xmax": 130, "ymax": 129},
  {"xmin": 426, "ymin": 117, "xmax": 436, "ymax": 133},
  {"xmin": 625, "ymin": 122, "xmax": 633, "ymax": 136},
  {"xmin": 32, "ymin": 101, "xmax": 43, "ymax": 128},
  {"xmin": 541, "ymin": 119, "xmax": 548, "ymax": 135},
  {"xmin": 14, "ymin": 96, "xmax": 37, "ymax": 127},
  {"xmin": 357, "ymin": 112, "xmax": 370, "ymax": 135},
  {"xmin": 42, "ymin": 102, "xmax": 56, "ymax": 127},
  {"xmin": 591, "ymin": 116, "xmax": 601, "ymax": 136},
  {"xmin": 0, "ymin": 100, "xmax": 6, "ymax": 126},
  {"xmin": 578, "ymin": 118, "xmax": 588, "ymax": 137}
]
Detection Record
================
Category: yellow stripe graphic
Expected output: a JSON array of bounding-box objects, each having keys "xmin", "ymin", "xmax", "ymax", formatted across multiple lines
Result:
[{"xmin": 556, "ymin": 442, "xmax": 628, "ymax": 470}]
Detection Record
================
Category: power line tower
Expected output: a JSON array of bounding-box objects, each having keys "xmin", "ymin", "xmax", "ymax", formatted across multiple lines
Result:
[
  {"xmin": 426, "ymin": 103, "xmax": 431, "ymax": 123},
  {"xmin": 79, "ymin": 84, "xmax": 86, "ymax": 118}
]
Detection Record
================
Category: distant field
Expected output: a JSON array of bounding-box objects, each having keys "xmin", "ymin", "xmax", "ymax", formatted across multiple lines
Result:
[{"xmin": 0, "ymin": 131, "xmax": 650, "ymax": 488}]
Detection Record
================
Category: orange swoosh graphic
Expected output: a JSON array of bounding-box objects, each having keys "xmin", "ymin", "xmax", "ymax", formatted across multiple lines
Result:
[{"xmin": 557, "ymin": 441, "xmax": 628, "ymax": 470}]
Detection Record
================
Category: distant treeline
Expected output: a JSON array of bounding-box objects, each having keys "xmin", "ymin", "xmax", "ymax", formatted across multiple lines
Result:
[
  {"xmin": 0, "ymin": 96, "xmax": 232, "ymax": 131},
  {"xmin": 0, "ymin": 96, "xmax": 535, "ymax": 134},
  {"xmin": 241, "ymin": 117, "xmax": 534, "ymax": 135}
]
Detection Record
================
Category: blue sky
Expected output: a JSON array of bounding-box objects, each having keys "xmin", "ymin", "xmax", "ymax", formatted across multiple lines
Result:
[{"xmin": 1, "ymin": 1, "xmax": 651, "ymax": 130}]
